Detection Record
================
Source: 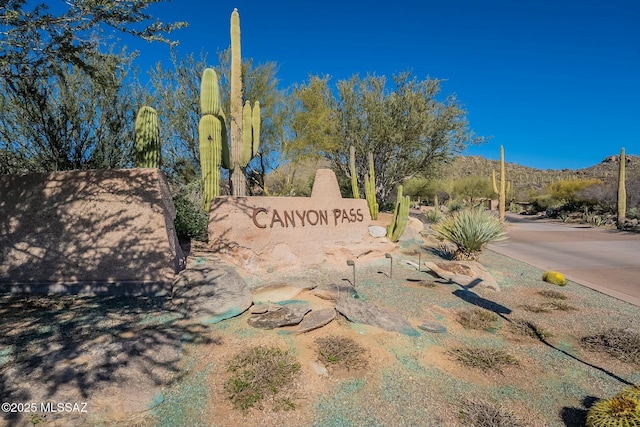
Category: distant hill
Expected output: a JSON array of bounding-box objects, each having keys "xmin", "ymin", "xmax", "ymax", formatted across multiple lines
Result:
[{"xmin": 441, "ymin": 154, "xmax": 640, "ymax": 195}]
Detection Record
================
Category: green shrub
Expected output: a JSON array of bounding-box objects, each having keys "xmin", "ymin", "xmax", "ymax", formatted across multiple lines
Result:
[
  {"xmin": 431, "ymin": 208, "xmax": 507, "ymax": 260},
  {"xmin": 425, "ymin": 208, "xmax": 444, "ymax": 224},
  {"xmin": 174, "ymin": 182, "xmax": 208, "ymax": 241},
  {"xmin": 224, "ymin": 346, "xmax": 301, "ymax": 411}
]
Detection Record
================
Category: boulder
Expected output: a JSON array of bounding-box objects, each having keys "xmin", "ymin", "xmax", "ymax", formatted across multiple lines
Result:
[
  {"xmin": 294, "ymin": 308, "xmax": 337, "ymax": 334},
  {"xmin": 335, "ymin": 297, "xmax": 419, "ymax": 336},
  {"xmin": 252, "ymin": 283, "xmax": 304, "ymax": 303},
  {"xmin": 247, "ymin": 300, "xmax": 311, "ymax": 329},
  {"xmin": 423, "ymin": 261, "xmax": 500, "ymax": 291},
  {"xmin": 312, "ymin": 283, "xmax": 358, "ymax": 301},
  {"xmin": 172, "ymin": 264, "xmax": 252, "ymax": 324},
  {"xmin": 368, "ymin": 225, "xmax": 387, "ymax": 238}
]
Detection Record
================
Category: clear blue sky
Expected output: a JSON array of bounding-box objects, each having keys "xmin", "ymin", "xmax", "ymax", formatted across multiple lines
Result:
[{"xmin": 126, "ymin": 0, "xmax": 639, "ymax": 170}]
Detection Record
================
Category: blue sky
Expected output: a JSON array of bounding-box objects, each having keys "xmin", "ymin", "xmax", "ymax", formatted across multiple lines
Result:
[{"xmin": 126, "ymin": 0, "xmax": 639, "ymax": 170}]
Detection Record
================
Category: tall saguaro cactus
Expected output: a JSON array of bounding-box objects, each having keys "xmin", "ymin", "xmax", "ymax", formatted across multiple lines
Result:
[
  {"xmin": 349, "ymin": 145, "xmax": 360, "ymax": 199},
  {"xmin": 134, "ymin": 106, "xmax": 161, "ymax": 168},
  {"xmin": 365, "ymin": 151, "xmax": 378, "ymax": 220},
  {"xmin": 199, "ymin": 68, "xmax": 227, "ymax": 211},
  {"xmin": 228, "ymin": 8, "xmax": 260, "ymax": 196},
  {"xmin": 617, "ymin": 147, "xmax": 627, "ymax": 229},
  {"xmin": 387, "ymin": 185, "xmax": 410, "ymax": 242},
  {"xmin": 492, "ymin": 145, "xmax": 506, "ymax": 222}
]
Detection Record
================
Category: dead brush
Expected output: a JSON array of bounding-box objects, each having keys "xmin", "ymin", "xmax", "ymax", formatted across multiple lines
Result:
[
  {"xmin": 457, "ymin": 398, "xmax": 538, "ymax": 427},
  {"xmin": 315, "ymin": 336, "xmax": 367, "ymax": 370},
  {"xmin": 508, "ymin": 318, "xmax": 552, "ymax": 341},
  {"xmin": 580, "ymin": 328, "xmax": 640, "ymax": 364},
  {"xmin": 447, "ymin": 346, "xmax": 518, "ymax": 373},
  {"xmin": 456, "ymin": 308, "xmax": 499, "ymax": 330},
  {"xmin": 519, "ymin": 301, "xmax": 576, "ymax": 313},
  {"xmin": 537, "ymin": 289, "xmax": 568, "ymax": 300},
  {"xmin": 224, "ymin": 345, "xmax": 301, "ymax": 411}
]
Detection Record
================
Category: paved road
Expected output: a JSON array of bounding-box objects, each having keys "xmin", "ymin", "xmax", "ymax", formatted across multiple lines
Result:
[{"xmin": 487, "ymin": 213, "xmax": 640, "ymax": 307}]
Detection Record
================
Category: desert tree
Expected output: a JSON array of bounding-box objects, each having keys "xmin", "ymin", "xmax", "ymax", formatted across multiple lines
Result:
[{"xmin": 290, "ymin": 72, "xmax": 486, "ymax": 204}]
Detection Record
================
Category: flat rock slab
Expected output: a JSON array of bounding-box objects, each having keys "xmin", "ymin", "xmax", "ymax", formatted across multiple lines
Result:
[
  {"xmin": 312, "ymin": 283, "xmax": 358, "ymax": 301},
  {"xmin": 252, "ymin": 284, "xmax": 304, "ymax": 303},
  {"xmin": 423, "ymin": 261, "xmax": 500, "ymax": 291},
  {"xmin": 172, "ymin": 264, "xmax": 252, "ymax": 324},
  {"xmin": 335, "ymin": 297, "xmax": 419, "ymax": 336},
  {"xmin": 419, "ymin": 321, "xmax": 447, "ymax": 333},
  {"xmin": 294, "ymin": 308, "xmax": 336, "ymax": 334},
  {"xmin": 248, "ymin": 300, "xmax": 311, "ymax": 329},
  {"xmin": 249, "ymin": 303, "xmax": 283, "ymax": 314},
  {"xmin": 368, "ymin": 225, "xmax": 387, "ymax": 238}
]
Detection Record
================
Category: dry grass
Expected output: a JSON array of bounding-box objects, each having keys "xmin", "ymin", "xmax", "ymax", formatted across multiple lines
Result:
[
  {"xmin": 507, "ymin": 318, "xmax": 552, "ymax": 341},
  {"xmin": 580, "ymin": 328, "xmax": 640, "ymax": 365},
  {"xmin": 456, "ymin": 308, "xmax": 499, "ymax": 330},
  {"xmin": 224, "ymin": 346, "xmax": 301, "ymax": 411},
  {"xmin": 457, "ymin": 398, "xmax": 538, "ymax": 427},
  {"xmin": 537, "ymin": 289, "xmax": 568, "ymax": 300},
  {"xmin": 315, "ymin": 336, "xmax": 367, "ymax": 370},
  {"xmin": 519, "ymin": 301, "xmax": 576, "ymax": 313},
  {"xmin": 447, "ymin": 346, "xmax": 519, "ymax": 372}
]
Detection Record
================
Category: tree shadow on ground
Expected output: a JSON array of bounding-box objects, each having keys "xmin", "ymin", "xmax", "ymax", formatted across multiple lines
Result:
[
  {"xmin": 560, "ymin": 396, "xmax": 598, "ymax": 427},
  {"xmin": 0, "ymin": 293, "xmax": 220, "ymax": 427}
]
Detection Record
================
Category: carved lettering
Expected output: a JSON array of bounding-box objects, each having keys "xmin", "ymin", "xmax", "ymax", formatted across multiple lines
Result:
[
  {"xmin": 333, "ymin": 209, "xmax": 341, "ymax": 226},
  {"xmin": 252, "ymin": 207, "xmax": 363, "ymax": 228},
  {"xmin": 284, "ymin": 210, "xmax": 296, "ymax": 227},
  {"xmin": 252, "ymin": 207, "xmax": 268, "ymax": 229},
  {"xmin": 319, "ymin": 210, "xmax": 328, "ymax": 225},
  {"xmin": 307, "ymin": 210, "xmax": 319, "ymax": 225},
  {"xmin": 270, "ymin": 209, "xmax": 285, "ymax": 228},
  {"xmin": 295, "ymin": 210, "xmax": 306, "ymax": 227}
]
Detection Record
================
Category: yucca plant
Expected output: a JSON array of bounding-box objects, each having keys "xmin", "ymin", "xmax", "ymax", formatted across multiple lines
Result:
[{"xmin": 432, "ymin": 208, "xmax": 507, "ymax": 260}]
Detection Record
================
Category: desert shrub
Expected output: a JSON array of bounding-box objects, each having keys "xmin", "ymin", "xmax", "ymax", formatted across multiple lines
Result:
[
  {"xmin": 173, "ymin": 182, "xmax": 208, "ymax": 241},
  {"xmin": 580, "ymin": 328, "xmax": 640, "ymax": 364},
  {"xmin": 224, "ymin": 346, "xmax": 301, "ymax": 411},
  {"xmin": 586, "ymin": 394, "xmax": 640, "ymax": 427},
  {"xmin": 508, "ymin": 318, "xmax": 552, "ymax": 340},
  {"xmin": 431, "ymin": 208, "xmax": 507, "ymax": 260},
  {"xmin": 447, "ymin": 199, "xmax": 465, "ymax": 212},
  {"xmin": 537, "ymin": 289, "xmax": 567, "ymax": 300},
  {"xmin": 458, "ymin": 398, "xmax": 532, "ymax": 427},
  {"xmin": 456, "ymin": 308, "xmax": 499, "ymax": 330},
  {"xmin": 451, "ymin": 175, "xmax": 494, "ymax": 206},
  {"xmin": 447, "ymin": 346, "xmax": 518, "ymax": 372},
  {"xmin": 425, "ymin": 208, "xmax": 444, "ymax": 224},
  {"xmin": 315, "ymin": 336, "xmax": 367, "ymax": 370},
  {"xmin": 547, "ymin": 178, "xmax": 603, "ymax": 204}
]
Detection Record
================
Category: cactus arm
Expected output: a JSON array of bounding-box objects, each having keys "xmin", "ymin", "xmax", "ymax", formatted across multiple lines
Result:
[
  {"xmin": 349, "ymin": 145, "xmax": 360, "ymax": 199},
  {"xmin": 241, "ymin": 100, "xmax": 253, "ymax": 166},
  {"xmin": 387, "ymin": 185, "xmax": 410, "ymax": 242},
  {"xmin": 134, "ymin": 106, "xmax": 161, "ymax": 168},
  {"xmin": 252, "ymin": 101, "xmax": 261, "ymax": 158},
  {"xmin": 365, "ymin": 151, "xmax": 378, "ymax": 219},
  {"xmin": 492, "ymin": 170, "xmax": 498, "ymax": 194},
  {"xmin": 200, "ymin": 68, "xmax": 221, "ymax": 116},
  {"xmin": 199, "ymin": 115, "xmax": 222, "ymax": 210},
  {"xmin": 229, "ymin": 8, "xmax": 245, "ymax": 196},
  {"xmin": 618, "ymin": 147, "xmax": 626, "ymax": 229}
]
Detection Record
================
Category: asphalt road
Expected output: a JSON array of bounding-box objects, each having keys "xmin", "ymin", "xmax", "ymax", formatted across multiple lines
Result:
[{"xmin": 487, "ymin": 213, "xmax": 640, "ymax": 307}]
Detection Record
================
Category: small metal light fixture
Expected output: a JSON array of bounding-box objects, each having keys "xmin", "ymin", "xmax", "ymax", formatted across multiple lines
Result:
[
  {"xmin": 385, "ymin": 253, "xmax": 393, "ymax": 278},
  {"xmin": 346, "ymin": 260, "xmax": 356, "ymax": 287}
]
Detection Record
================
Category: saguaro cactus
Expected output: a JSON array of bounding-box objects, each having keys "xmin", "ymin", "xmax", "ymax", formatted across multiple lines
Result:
[
  {"xmin": 349, "ymin": 145, "xmax": 360, "ymax": 199},
  {"xmin": 365, "ymin": 151, "xmax": 378, "ymax": 220},
  {"xmin": 134, "ymin": 106, "xmax": 161, "ymax": 168},
  {"xmin": 492, "ymin": 145, "xmax": 506, "ymax": 222},
  {"xmin": 617, "ymin": 147, "xmax": 626, "ymax": 229},
  {"xmin": 227, "ymin": 8, "xmax": 260, "ymax": 196},
  {"xmin": 199, "ymin": 68, "xmax": 226, "ymax": 211},
  {"xmin": 387, "ymin": 185, "xmax": 410, "ymax": 242}
]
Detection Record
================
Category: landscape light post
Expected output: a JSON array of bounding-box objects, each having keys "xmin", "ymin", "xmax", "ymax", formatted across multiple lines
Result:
[
  {"xmin": 346, "ymin": 260, "xmax": 356, "ymax": 287},
  {"xmin": 385, "ymin": 253, "xmax": 393, "ymax": 279}
]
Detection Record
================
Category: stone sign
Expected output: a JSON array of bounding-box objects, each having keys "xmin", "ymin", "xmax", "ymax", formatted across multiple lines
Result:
[
  {"xmin": 208, "ymin": 169, "xmax": 371, "ymax": 265},
  {"xmin": 0, "ymin": 169, "xmax": 185, "ymax": 294}
]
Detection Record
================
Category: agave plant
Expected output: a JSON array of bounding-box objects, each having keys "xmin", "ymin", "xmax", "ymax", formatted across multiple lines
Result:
[{"xmin": 432, "ymin": 208, "xmax": 507, "ymax": 260}]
